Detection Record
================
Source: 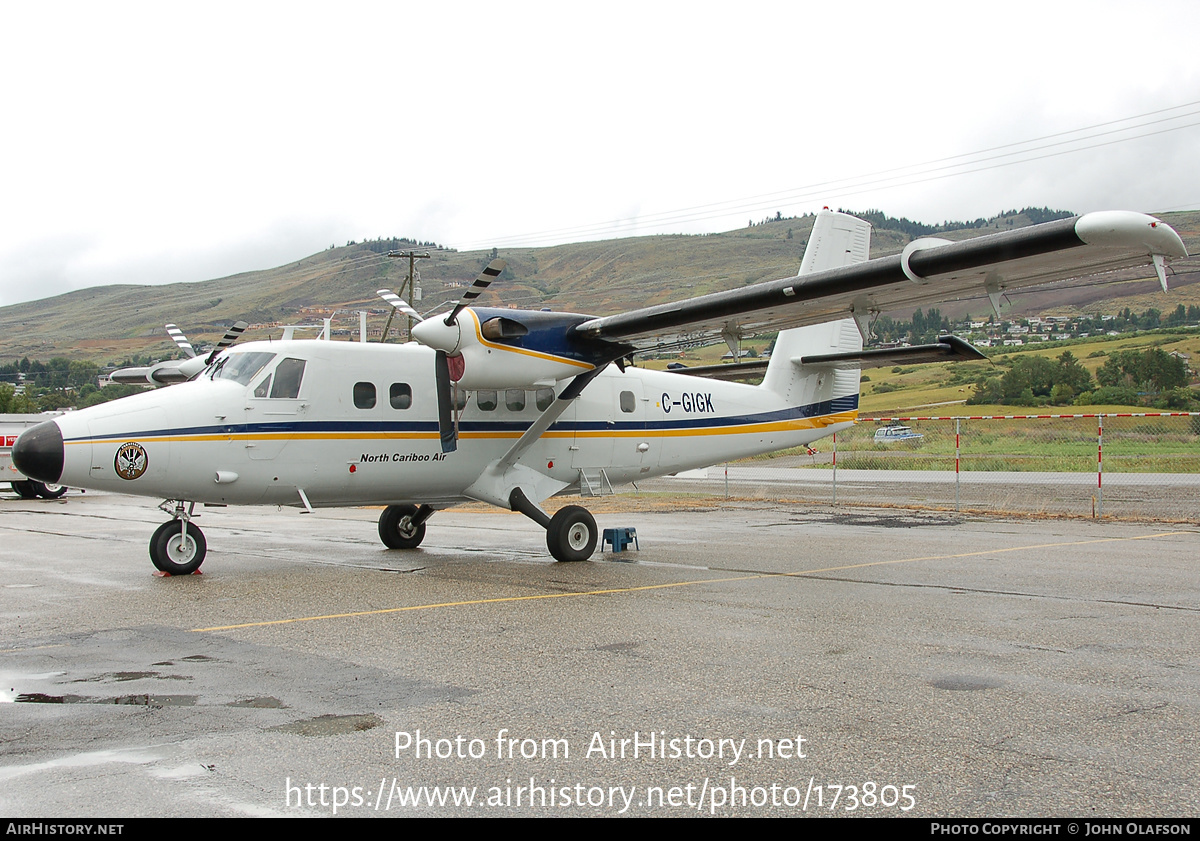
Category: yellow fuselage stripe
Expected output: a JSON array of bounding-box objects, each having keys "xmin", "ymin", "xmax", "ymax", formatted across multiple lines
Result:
[{"xmin": 65, "ymin": 411, "xmax": 858, "ymax": 446}]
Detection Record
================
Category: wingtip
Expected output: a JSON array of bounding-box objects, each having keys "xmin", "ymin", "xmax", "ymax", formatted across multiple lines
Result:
[{"xmin": 1075, "ymin": 211, "xmax": 1188, "ymax": 259}]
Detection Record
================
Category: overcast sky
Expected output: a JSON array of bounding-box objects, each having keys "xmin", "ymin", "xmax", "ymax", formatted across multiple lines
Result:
[{"xmin": 2, "ymin": 1, "xmax": 1198, "ymax": 308}]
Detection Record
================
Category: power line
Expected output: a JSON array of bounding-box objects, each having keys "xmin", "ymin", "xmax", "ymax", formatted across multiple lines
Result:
[{"xmin": 456, "ymin": 102, "xmax": 1200, "ymax": 250}]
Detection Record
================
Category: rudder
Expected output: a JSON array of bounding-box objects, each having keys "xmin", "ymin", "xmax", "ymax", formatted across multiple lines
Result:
[{"xmin": 761, "ymin": 210, "xmax": 871, "ymax": 410}]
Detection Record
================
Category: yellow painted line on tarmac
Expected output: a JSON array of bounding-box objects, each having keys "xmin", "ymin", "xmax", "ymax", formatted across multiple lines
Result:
[{"xmin": 189, "ymin": 531, "xmax": 1186, "ymax": 633}]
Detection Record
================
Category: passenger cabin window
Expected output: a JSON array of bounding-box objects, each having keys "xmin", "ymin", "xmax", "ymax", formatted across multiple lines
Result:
[
  {"xmin": 477, "ymin": 390, "xmax": 498, "ymax": 411},
  {"xmin": 535, "ymin": 387, "xmax": 554, "ymax": 411},
  {"xmin": 620, "ymin": 390, "xmax": 636, "ymax": 413},
  {"xmin": 354, "ymin": 382, "xmax": 376, "ymax": 409},
  {"xmin": 505, "ymin": 389, "xmax": 526, "ymax": 411},
  {"xmin": 270, "ymin": 358, "xmax": 306, "ymax": 399},
  {"xmin": 390, "ymin": 382, "xmax": 412, "ymax": 410}
]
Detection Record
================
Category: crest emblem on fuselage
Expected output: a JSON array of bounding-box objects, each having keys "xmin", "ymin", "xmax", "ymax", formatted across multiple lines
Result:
[{"xmin": 114, "ymin": 442, "xmax": 148, "ymax": 480}]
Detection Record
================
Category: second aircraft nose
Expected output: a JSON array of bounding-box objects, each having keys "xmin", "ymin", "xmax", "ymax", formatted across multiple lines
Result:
[{"xmin": 11, "ymin": 421, "xmax": 64, "ymax": 484}]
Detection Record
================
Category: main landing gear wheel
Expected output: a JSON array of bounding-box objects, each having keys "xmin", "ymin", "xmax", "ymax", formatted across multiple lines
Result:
[
  {"xmin": 149, "ymin": 520, "xmax": 207, "ymax": 575},
  {"xmin": 379, "ymin": 504, "xmax": 426, "ymax": 550},
  {"xmin": 546, "ymin": 505, "xmax": 598, "ymax": 563},
  {"xmin": 34, "ymin": 482, "xmax": 67, "ymax": 499}
]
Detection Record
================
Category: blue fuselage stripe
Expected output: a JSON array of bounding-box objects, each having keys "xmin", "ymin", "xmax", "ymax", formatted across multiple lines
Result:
[{"xmin": 62, "ymin": 395, "xmax": 858, "ymax": 443}]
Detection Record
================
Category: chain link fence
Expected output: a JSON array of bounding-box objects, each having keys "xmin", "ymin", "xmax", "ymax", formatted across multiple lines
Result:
[{"xmin": 646, "ymin": 413, "xmax": 1200, "ymax": 522}]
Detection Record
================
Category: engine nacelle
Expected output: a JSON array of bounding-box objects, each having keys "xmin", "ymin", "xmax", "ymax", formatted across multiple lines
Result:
[
  {"xmin": 412, "ymin": 307, "xmax": 621, "ymax": 390},
  {"xmin": 109, "ymin": 356, "xmax": 209, "ymax": 386}
]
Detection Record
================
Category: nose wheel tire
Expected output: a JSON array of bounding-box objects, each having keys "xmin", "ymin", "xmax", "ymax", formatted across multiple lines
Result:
[
  {"xmin": 34, "ymin": 482, "xmax": 67, "ymax": 499},
  {"xmin": 546, "ymin": 505, "xmax": 597, "ymax": 562},
  {"xmin": 150, "ymin": 521, "xmax": 207, "ymax": 575},
  {"xmin": 12, "ymin": 481, "xmax": 38, "ymax": 499},
  {"xmin": 379, "ymin": 504, "xmax": 426, "ymax": 550}
]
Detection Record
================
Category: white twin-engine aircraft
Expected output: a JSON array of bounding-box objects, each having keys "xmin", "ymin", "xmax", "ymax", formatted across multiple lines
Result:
[{"xmin": 12, "ymin": 210, "xmax": 1187, "ymax": 574}]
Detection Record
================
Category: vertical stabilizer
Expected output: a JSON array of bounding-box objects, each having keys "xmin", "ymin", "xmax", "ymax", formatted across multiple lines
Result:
[
  {"xmin": 761, "ymin": 211, "xmax": 871, "ymax": 409},
  {"xmin": 798, "ymin": 210, "xmax": 872, "ymax": 275},
  {"xmin": 761, "ymin": 318, "xmax": 862, "ymax": 409}
]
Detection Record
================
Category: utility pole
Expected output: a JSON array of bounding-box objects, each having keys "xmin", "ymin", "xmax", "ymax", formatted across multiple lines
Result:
[{"xmin": 384, "ymin": 250, "xmax": 431, "ymax": 341}]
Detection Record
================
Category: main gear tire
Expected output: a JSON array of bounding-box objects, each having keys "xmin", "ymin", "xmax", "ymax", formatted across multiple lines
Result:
[
  {"xmin": 546, "ymin": 505, "xmax": 597, "ymax": 562},
  {"xmin": 378, "ymin": 504, "xmax": 426, "ymax": 550}
]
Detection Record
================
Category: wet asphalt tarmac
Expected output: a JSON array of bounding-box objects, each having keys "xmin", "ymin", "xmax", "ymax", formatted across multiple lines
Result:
[{"xmin": 1, "ymin": 491, "xmax": 1197, "ymax": 817}]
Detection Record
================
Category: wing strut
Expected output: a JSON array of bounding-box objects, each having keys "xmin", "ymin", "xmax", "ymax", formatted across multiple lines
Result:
[{"xmin": 494, "ymin": 365, "xmax": 608, "ymax": 472}]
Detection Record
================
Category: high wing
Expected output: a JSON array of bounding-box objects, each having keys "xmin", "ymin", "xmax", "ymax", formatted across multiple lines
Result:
[{"xmin": 573, "ymin": 211, "xmax": 1187, "ymax": 350}]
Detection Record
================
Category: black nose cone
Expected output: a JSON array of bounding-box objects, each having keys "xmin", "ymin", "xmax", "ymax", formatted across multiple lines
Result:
[{"xmin": 12, "ymin": 421, "xmax": 64, "ymax": 484}]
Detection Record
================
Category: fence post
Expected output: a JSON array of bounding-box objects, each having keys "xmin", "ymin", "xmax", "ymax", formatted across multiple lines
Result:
[
  {"xmin": 1097, "ymin": 415, "xmax": 1104, "ymax": 518},
  {"xmin": 724, "ymin": 463, "xmax": 729, "ymax": 499},
  {"xmin": 955, "ymin": 417, "xmax": 961, "ymax": 513},
  {"xmin": 832, "ymin": 432, "xmax": 838, "ymax": 506}
]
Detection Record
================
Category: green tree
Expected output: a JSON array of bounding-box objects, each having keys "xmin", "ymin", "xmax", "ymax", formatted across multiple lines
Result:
[{"xmin": 1097, "ymin": 348, "xmax": 1187, "ymax": 393}]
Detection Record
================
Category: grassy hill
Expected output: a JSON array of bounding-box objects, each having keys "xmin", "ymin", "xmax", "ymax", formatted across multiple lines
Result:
[
  {"xmin": 2, "ymin": 209, "xmax": 1197, "ymax": 364},
  {"xmin": 856, "ymin": 329, "xmax": 1200, "ymax": 415}
]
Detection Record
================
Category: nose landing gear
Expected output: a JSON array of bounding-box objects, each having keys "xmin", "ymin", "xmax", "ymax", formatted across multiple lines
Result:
[{"xmin": 150, "ymin": 501, "xmax": 207, "ymax": 575}]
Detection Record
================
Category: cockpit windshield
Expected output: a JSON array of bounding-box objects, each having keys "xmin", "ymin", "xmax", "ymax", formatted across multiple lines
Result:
[{"xmin": 208, "ymin": 352, "xmax": 276, "ymax": 386}]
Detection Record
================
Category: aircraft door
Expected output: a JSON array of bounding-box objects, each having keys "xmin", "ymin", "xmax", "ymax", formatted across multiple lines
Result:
[
  {"xmin": 610, "ymin": 379, "xmax": 649, "ymax": 474},
  {"xmin": 244, "ymin": 357, "xmax": 307, "ymax": 461},
  {"xmin": 569, "ymin": 377, "xmax": 649, "ymax": 482}
]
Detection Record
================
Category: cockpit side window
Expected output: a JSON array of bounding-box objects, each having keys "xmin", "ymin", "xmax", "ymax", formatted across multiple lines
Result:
[
  {"xmin": 212, "ymin": 352, "xmax": 275, "ymax": 385},
  {"xmin": 253, "ymin": 375, "xmax": 272, "ymax": 398},
  {"xmin": 270, "ymin": 358, "xmax": 306, "ymax": 399}
]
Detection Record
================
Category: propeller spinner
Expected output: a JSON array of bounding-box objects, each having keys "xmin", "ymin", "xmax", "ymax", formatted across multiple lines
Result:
[{"xmin": 410, "ymin": 259, "xmax": 506, "ymax": 355}]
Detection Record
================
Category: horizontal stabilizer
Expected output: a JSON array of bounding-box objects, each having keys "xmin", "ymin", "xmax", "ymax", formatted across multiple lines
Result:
[
  {"xmin": 664, "ymin": 335, "xmax": 986, "ymax": 380},
  {"xmin": 800, "ymin": 335, "xmax": 987, "ymax": 369},
  {"xmin": 664, "ymin": 360, "xmax": 769, "ymax": 382}
]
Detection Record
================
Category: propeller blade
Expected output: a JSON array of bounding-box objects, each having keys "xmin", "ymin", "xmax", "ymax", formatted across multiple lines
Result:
[
  {"xmin": 377, "ymin": 290, "xmax": 424, "ymax": 323},
  {"xmin": 165, "ymin": 324, "xmax": 196, "ymax": 358},
  {"xmin": 205, "ymin": 321, "xmax": 249, "ymax": 365},
  {"xmin": 434, "ymin": 351, "xmax": 458, "ymax": 453},
  {"xmin": 445, "ymin": 258, "xmax": 506, "ymax": 325}
]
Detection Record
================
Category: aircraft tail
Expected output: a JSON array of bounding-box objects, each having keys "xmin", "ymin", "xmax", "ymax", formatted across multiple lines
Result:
[
  {"xmin": 760, "ymin": 319, "xmax": 862, "ymax": 412},
  {"xmin": 760, "ymin": 209, "xmax": 870, "ymax": 411}
]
